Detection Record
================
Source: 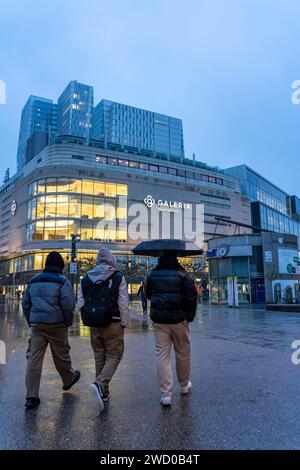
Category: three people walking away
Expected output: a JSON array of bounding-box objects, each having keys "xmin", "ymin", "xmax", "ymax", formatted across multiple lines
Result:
[
  {"xmin": 22, "ymin": 246, "xmax": 194, "ymax": 411},
  {"xmin": 22, "ymin": 252, "xmax": 80, "ymax": 410},
  {"xmin": 144, "ymin": 252, "xmax": 198, "ymax": 407},
  {"xmin": 78, "ymin": 247, "xmax": 129, "ymax": 411}
]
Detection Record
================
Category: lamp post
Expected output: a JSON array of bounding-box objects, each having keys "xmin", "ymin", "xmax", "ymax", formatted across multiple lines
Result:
[{"xmin": 70, "ymin": 233, "xmax": 81, "ymax": 298}]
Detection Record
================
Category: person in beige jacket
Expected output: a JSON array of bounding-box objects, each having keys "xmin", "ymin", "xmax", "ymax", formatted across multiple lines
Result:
[{"xmin": 78, "ymin": 247, "xmax": 129, "ymax": 410}]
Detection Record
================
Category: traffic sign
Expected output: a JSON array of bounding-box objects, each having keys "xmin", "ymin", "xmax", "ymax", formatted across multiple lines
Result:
[{"xmin": 69, "ymin": 262, "xmax": 77, "ymax": 275}]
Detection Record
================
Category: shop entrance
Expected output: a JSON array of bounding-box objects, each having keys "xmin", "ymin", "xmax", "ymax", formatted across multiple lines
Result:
[{"xmin": 251, "ymin": 279, "xmax": 265, "ymax": 303}]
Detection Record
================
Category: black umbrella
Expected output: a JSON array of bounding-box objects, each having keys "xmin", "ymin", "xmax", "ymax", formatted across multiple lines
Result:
[{"xmin": 132, "ymin": 239, "xmax": 203, "ymax": 257}]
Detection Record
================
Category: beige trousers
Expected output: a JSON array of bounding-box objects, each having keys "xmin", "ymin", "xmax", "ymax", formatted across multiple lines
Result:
[
  {"xmin": 26, "ymin": 323, "xmax": 76, "ymax": 398},
  {"xmin": 90, "ymin": 322, "xmax": 125, "ymax": 392},
  {"xmin": 153, "ymin": 321, "xmax": 191, "ymax": 397}
]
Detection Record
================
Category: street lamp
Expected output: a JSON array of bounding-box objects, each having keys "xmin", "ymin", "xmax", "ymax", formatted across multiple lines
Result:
[
  {"xmin": 70, "ymin": 233, "xmax": 81, "ymax": 298},
  {"xmin": 71, "ymin": 233, "xmax": 81, "ymax": 262}
]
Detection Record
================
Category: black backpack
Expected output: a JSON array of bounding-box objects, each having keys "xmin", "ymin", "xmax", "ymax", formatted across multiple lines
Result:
[{"xmin": 80, "ymin": 271, "xmax": 123, "ymax": 327}]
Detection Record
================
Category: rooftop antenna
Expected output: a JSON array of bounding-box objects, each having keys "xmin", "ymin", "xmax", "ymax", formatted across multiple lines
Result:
[{"xmin": 192, "ymin": 153, "xmax": 196, "ymax": 166}]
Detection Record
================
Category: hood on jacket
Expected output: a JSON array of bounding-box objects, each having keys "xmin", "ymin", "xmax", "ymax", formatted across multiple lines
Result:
[{"xmin": 88, "ymin": 247, "xmax": 118, "ymax": 283}]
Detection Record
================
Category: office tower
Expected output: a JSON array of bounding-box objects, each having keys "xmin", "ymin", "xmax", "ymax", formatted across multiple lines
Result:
[
  {"xmin": 57, "ymin": 80, "xmax": 93, "ymax": 140},
  {"xmin": 17, "ymin": 96, "xmax": 55, "ymax": 169},
  {"xmin": 91, "ymin": 99, "xmax": 184, "ymax": 161}
]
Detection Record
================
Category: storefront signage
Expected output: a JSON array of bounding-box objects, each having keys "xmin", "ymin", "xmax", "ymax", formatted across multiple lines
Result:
[
  {"xmin": 278, "ymin": 249, "xmax": 300, "ymax": 275},
  {"xmin": 265, "ymin": 251, "xmax": 272, "ymax": 263},
  {"xmin": 69, "ymin": 262, "xmax": 77, "ymax": 275},
  {"xmin": 144, "ymin": 195, "xmax": 191, "ymax": 211},
  {"xmin": 206, "ymin": 245, "xmax": 229, "ymax": 258}
]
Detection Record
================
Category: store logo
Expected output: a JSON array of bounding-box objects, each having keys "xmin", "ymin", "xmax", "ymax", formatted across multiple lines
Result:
[
  {"xmin": 144, "ymin": 195, "xmax": 156, "ymax": 208},
  {"xmin": 218, "ymin": 245, "xmax": 229, "ymax": 257},
  {"xmin": 0, "ymin": 80, "xmax": 6, "ymax": 105},
  {"xmin": 144, "ymin": 194, "xmax": 191, "ymax": 211},
  {"xmin": 11, "ymin": 200, "xmax": 17, "ymax": 216},
  {"xmin": 0, "ymin": 340, "xmax": 5, "ymax": 365}
]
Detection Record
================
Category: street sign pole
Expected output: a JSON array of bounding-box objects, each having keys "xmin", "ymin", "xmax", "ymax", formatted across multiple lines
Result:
[{"xmin": 70, "ymin": 233, "xmax": 81, "ymax": 299}]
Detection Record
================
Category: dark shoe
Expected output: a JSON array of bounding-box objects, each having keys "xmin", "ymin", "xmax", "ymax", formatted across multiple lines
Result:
[
  {"xmin": 63, "ymin": 370, "xmax": 81, "ymax": 391},
  {"xmin": 90, "ymin": 382, "xmax": 104, "ymax": 411},
  {"xmin": 102, "ymin": 389, "xmax": 110, "ymax": 402},
  {"xmin": 25, "ymin": 397, "xmax": 40, "ymax": 410}
]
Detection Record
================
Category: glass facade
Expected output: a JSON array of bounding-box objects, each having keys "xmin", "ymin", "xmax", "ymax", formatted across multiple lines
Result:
[
  {"xmin": 26, "ymin": 177, "xmax": 128, "ymax": 242},
  {"xmin": 95, "ymin": 154, "xmax": 237, "ymax": 189},
  {"xmin": 92, "ymin": 100, "xmax": 185, "ymax": 160},
  {"xmin": 225, "ymin": 165, "xmax": 288, "ymax": 215},
  {"xmin": 17, "ymin": 96, "xmax": 56, "ymax": 170},
  {"xmin": 57, "ymin": 81, "xmax": 94, "ymax": 140},
  {"xmin": 256, "ymin": 202, "xmax": 300, "ymax": 239}
]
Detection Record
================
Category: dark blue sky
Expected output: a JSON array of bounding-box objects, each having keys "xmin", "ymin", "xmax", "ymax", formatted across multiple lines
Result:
[{"xmin": 0, "ymin": 0, "xmax": 300, "ymax": 194}]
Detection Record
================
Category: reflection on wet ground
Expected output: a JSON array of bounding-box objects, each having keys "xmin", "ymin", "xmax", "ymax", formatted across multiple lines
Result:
[
  {"xmin": 1, "ymin": 300, "xmax": 300, "ymax": 356},
  {"xmin": 1, "ymin": 301, "xmax": 300, "ymax": 450},
  {"xmin": 0, "ymin": 300, "xmax": 151, "ymax": 357}
]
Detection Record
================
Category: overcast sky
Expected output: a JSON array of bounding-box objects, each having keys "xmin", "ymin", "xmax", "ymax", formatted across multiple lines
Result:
[{"xmin": 0, "ymin": 0, "xmax": 299, "ymax": 194}]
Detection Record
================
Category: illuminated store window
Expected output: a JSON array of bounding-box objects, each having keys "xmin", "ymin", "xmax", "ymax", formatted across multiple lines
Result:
[
  {"xmin": 69, "ymin": 195, "xmax": 82, "ymax": 218},
  {"xmin": 26, "ymin": 178, "xmax": 128, "ymax": 241},
  {"xmin": 105, "ymin": 229, "xmax": 117, "ymax": 241},
  {"xmin": 45, "ymin": 178, "xmax": 57, "ymax": 193},
  {"xmin": 116, "ymin": 206, "xmax": 127, "ymax": 219},
  {"xmin": 70, "ymin": 179, "xmax": 82, "ymax": 194},
  {"xmin": 116, "ymin": 229, "xmax": 127, "ymax": 240},
  {"xmin": 94, "ymin": 199, "xmax": 105, "ymax": 219},
  {"xmin": 116, "ymin": 184, "xmax": 128, "ymax": 196},
  {"xmin": 81, "ymin": 196, "xmax": 94, "ymax": 219},
  {"xmin": 94, "ymin": 181, "xmax": 106, "ymax": 196},
  {"xmin": 57, "ymin": 178, "xmax": 70, "ymax": 192},
  {"xmin": 104, "ymin": 203, "xmax": 116, "ymax": 220},
  {"xmin": 37, "ymin": 179, "xmax": 46, "ymax": 194},
  {"xmin": 34, "ymin": 254, "xmax": 44, "ymax": 270},
  {"xmin": 106, "ymin": 183, "xmax": 117, "ymax": 197},
  {"xmin": 94, "ymin": 224, "xmax": 105, "ymax": 240},
  {"xmin": 44, "ymin": 220, "xmax": 56, "ymax": 240},
  {"xmin": 56, "ymin": 195, "xmax": 69, "ymax": 217},
  {"xmin": 81, "ymin": 220, "xmax": 94, "ymax": 240},
  {"xmin": 35, "ymin": 221, "xmax": 44, "ymax": 240},
  {"xmin": 36, "ymin": 196, "xmax": 46, "ymax": 219},
  {"xmin": 45, "ymin": 195, "xmax": 57, "ymax": 218},
  {"xmin": 82, "ymin": 180, "xmax": 94, "ymax": 195},
  {"xmin": 55, "ymin": 220, "xmax": 75, "ymax": 240}
]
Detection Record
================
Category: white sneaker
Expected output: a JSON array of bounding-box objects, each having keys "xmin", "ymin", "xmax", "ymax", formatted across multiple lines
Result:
[
  {"xmin": 160, "ymin": 396, "xmax": 172, "ymax": 407},
  {"xmin": 180, "ymin": 381, "xmax": 192, "ymax": 395},
  {"xmin": 90, "ymin": 382, "xmax": 104, "ymax": 411}
]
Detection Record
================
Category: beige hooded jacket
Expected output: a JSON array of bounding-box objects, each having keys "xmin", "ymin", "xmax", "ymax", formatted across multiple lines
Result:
[{"xmin": 77, "ymin": 247, "xmax": 129, "ymax": 327}]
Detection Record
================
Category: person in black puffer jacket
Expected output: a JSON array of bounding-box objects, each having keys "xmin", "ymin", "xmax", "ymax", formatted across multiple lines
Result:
[
  {"xmin": 144, "ymin": 253, "xmax": 198, "ymax": 407},
  {"xmin": 22, "ymin": 252, "xmax": 80, "ymax": 410}
]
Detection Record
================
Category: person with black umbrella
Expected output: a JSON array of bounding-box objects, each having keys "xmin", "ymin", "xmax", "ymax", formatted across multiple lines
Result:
[{"xmin": 143, "ymin": 247, "xmax": 198, "ymax": 407}]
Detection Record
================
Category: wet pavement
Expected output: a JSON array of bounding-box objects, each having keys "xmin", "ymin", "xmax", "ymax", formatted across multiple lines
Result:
[{"xmin": 1, "ymin": 301, "xmax": 300, "ymax": 450}]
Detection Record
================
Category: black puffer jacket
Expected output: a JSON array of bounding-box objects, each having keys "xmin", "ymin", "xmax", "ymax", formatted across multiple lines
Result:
[
  {"xmin": 22, "ymin": 266, "xmax": 75, "ymax": 327},
  {"xmin": 144, "ymin": 256, "xmax": 198, "ymax": 324}
]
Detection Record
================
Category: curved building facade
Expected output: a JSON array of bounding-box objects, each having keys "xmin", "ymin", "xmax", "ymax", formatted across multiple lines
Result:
[{"xmin": 0, "ymin": 137, "xmax": 251, "ymax": 298}]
